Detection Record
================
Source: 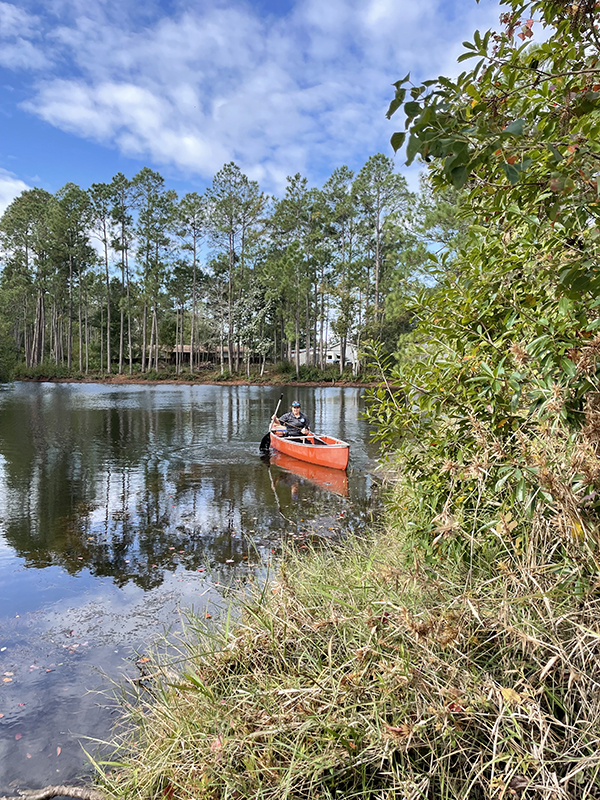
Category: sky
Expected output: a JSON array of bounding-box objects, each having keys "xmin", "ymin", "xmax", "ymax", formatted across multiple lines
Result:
[{"xmin": 0, "ymin": 0, "xmax": 503, "ymax": 213}]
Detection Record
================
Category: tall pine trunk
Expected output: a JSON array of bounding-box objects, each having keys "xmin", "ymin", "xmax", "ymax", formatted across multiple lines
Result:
[
  {"xmin": 126, "ymin": 245, "xmax": 132, "ymax": 374},
  {"xmin": 118, "ymin": 260, "xmax": 125, "ymax": 374},
  {"xmin": 104, "ymin": 222, "xmax": 111, "ymax": 373},
  {"xmin": 190, "ymin": 237, "xmax": 197, "ymax": 374},
  {"xmin": 78, "ymin": 280, "xmax": 83, "ymax": 372},
  {"xmin": 305, "ymin": 292, "xmax": 310, "ymax": 370},
  {"xmin": 295, "ymin": 300, "xmax": 300, "ymax": 380},
  {"xmin": 142, "ymin": 301, "xmax": 147, "ymax": 373},
  {"xmin": 68, "ymin": 255, "xmax": 73, "ymax": 370},
  {"xmin": 32, "ymin": 290, "xmax": 45, "ymax": 366}
]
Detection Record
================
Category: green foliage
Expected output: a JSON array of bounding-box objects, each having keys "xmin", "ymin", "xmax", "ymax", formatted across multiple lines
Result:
[
  {"xmin": 0, "ymin": 155, "xmax": 425, "ymax": 380},
  {"xmin": 14, "ymin": 362, "xmax": 77, "ymax": 380},
  {"xmin": 390, "ymin": 0, "xmax": 600, "ymax": 231},
  {"xmin": 214, "ymin": 367, "xmax": 232, "ymax": 381},
  {"xmin": 368, "ymin": 0, "xmax": 600, "ymax": 574},
  {"xmin": 0, "ymin": 334, "xmax": 17, "ymax": 382}
]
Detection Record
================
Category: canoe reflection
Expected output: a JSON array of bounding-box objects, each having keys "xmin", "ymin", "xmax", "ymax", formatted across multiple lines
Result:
[{"xmin": 270, "ymin": 451, "xmax": 349, "ymax": 497}]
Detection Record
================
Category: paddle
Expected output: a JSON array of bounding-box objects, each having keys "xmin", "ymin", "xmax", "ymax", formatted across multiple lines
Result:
[
  {"xmin": 283, "ymin": 434, "xmax": 328, "ymax": 445},
  {"xmin": 259, "ymin": 393, "xmax": 284, "ymax": 452}
]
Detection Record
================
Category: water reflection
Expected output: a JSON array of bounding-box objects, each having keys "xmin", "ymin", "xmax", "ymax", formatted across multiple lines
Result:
[
  {"xmin": 0, "ymin": 384, "xmax": 375, "ymax": 586},
  {"xmin": 0, "ymin": 382, "xmax": 378, "ymax": 791}
]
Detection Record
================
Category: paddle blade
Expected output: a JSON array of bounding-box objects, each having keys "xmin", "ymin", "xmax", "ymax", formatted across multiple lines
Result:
[{"xmin": 259, "ymin": 432, "xmax": 271, "ymax": 452}]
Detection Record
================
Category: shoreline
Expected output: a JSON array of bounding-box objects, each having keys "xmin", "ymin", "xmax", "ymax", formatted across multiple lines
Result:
[{"xmin": 13, "ymin": 375, "xmax": 376, "ymax": 389}]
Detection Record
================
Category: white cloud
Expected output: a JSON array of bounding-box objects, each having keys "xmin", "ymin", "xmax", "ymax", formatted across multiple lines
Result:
[
  {"xmin": 0, "ymin": 2, "xmax": 49, "ymax": 70},
  {"xmin": 11, "ymin": 0, "xmax": 505, "ymax": 190},
  {"xmin": 0, "ymin": 1, "xmax": 37, "ymax": 36},
  {"xmin": 0, "ymin": 169, "xmax": 30, "ymax": 215}
]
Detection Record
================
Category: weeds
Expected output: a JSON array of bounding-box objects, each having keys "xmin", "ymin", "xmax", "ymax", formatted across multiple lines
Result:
[{"xmin": 96, "ymin": 497, "xmax": 600, "ymax": 799}]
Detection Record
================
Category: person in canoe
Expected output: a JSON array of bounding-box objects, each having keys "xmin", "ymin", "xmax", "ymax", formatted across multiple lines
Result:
[{"xmin": 271, "ymin": 400, "xmax": 310, "ymax": 438}]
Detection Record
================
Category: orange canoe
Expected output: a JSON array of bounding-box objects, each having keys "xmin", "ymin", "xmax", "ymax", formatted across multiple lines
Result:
[
  {"xmin": 269, "ymin": 430, "xmax": 349, "ymax": 470},
  {"xmin": 270, "ymin": 450, "xmax": 349, "ymax": 496}
]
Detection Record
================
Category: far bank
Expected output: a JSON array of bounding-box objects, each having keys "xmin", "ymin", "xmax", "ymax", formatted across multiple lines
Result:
[{"xmin": 9, "ymin": 363, "xmax": 377, "ymax": 389}]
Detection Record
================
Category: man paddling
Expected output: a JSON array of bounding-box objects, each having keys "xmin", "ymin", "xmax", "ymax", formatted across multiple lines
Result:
[{"xmin": 272, "ymin": 400, "xmax": 310, "ymax": 438}]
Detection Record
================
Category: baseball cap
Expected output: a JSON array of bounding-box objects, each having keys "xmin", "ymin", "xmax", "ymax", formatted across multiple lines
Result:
[{"xmin": 291, "ymin": 400, "xmax": 301, "ymax": 407}]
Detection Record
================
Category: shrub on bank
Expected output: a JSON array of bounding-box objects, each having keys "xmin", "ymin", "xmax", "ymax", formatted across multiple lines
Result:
[{"xmin": 14, "ymin": 362, "xmax": 77, "ymax": 380}]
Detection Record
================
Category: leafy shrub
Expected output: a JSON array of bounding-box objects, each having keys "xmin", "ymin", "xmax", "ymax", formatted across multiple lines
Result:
[
  {"xmin": 214, "ymin": 368, "xmax": 232, "ymax": 381},
  {"xmin": 14, "ymin": 362, "xmax": 73, "ymax": 380}
]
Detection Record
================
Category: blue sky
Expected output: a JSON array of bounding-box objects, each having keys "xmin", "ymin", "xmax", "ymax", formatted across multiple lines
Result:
[{"xmin": 0, "ymin": 0, "xmax": 502, "ymax": 212}]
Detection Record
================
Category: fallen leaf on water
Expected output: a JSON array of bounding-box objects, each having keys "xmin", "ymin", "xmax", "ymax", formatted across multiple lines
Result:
[
  {"xmin": 15, "ymin": 733, "xmax": 22, "ymax": 740},
  {"xmin": 3, "ymin": 672, "xmax": 14, "ymax": 677},
  {"xmin": 26, "ymin": 753, "xmax": 31, "ymax": 759},
  {"xmin": 3, "ymin": 678, "xmax": 12, "ymax": 683},
  {"xmin": 56, "ymin": 746, "xmax": 61, "ymax": 756},
  {"xmin": 138, "ymin": 657, "xmax": 150, "ymax": 664},
  {"xmin": 0, "ymin": 713, "xmax": 4, "ymax": 718}
]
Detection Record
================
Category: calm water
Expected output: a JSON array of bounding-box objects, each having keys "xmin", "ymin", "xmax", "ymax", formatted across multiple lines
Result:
[{"xmin": 0, "ymin": 382, "xmax": 378, "ymax": 791}]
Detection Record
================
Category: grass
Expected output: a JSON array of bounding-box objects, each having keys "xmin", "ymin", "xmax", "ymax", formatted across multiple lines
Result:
[{"xmin": 95, "ymin": 492, "xmax": 600, "ymax": 800}]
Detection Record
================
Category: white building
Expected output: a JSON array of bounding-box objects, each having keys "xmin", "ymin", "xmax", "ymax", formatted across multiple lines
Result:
[{"xmin": 298, "ymin": 342, "xmax": 359, "ymax": 369}]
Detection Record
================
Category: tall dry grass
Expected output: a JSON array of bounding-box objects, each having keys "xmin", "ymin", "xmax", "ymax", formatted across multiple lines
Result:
[{"xmin": 95, "ymin": 499, "xmax": 600, "ymax": 799}]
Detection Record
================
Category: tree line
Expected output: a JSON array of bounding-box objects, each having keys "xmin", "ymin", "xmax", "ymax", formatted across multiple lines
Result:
[{"xmin": 0, "ymin": 154, "xmax": 451, "ymax": 380}]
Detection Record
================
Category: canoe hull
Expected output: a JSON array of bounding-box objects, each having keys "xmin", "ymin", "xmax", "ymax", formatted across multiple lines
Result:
[{"xmin": 269, "ymin": 431, "xmax": 349, "ymax": 471}]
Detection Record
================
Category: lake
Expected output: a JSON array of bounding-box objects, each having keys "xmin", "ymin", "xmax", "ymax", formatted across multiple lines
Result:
[{"xmin": 0, "ymin": 382, "xmax": 379, "ymax": 792}]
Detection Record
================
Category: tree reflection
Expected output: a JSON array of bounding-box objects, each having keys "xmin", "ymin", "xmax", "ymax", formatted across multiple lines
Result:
[{"xmin": 0, "ymin": 385, "xmax": 371, "ymax": 590}]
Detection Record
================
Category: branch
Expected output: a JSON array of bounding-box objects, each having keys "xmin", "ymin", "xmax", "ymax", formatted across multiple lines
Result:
[{"xmin": 0, "ymin": 786, "xmax": 107, "ymax": 800}]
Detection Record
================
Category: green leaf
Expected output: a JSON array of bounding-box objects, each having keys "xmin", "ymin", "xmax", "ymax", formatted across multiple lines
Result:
[
  {"xmin": 405, "ymin": 134, "xmax": 421, "ymax": 166},
  {"xmin": 504, "ymin": 118, "xmax": 526, "ymax": 136},
  {"xmin": 457, "ymin": 51, "xmax": 479, "ymax": 62},
  {"xmin": 451, "ymin": 165, "xmax": 468, "ymax": 189},
  {"xmin": 501, "ymin": 162, "xmax": 520, "ymax": 184},
  {"xmin": 404, "ymin": 102, "xmax": 421, "ymax": 119},
  {"xmin": 558, "ymin": 296, "xmax": 572, "ymax": 315},
  {"xmin": 390, "ymin": 131, "xmax": 407, "ymax": 153},
  {"xmin": 386, "ymin": 89, "xmax": 406, "ymax": 119},
  {"xmin": 547, "ymin": 143, "xmax": 563, "ymax": 163},
  {"xmin": 549, "ymin": 200, "xmax": 561, "ymax": 221},
  {"xmin": 393, "ymin": 73, "xmax": 411, "ymax": 88}
]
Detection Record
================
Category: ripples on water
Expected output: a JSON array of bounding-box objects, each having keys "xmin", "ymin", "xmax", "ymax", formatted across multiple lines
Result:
[{"xmin": 0, "ymin": 382, "xmax": 379, "ymax": 791}]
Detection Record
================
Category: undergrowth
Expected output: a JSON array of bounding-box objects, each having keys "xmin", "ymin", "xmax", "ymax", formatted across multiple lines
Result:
[{"xmin": 96, "ymin": 491, "xmax": 600, "ymax": 799}]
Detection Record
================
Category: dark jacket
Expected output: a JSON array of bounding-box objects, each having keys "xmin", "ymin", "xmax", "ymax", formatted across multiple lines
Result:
[{"xmin": 279, "ymin": 410, "xmax": 310, "ymax": 436}]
